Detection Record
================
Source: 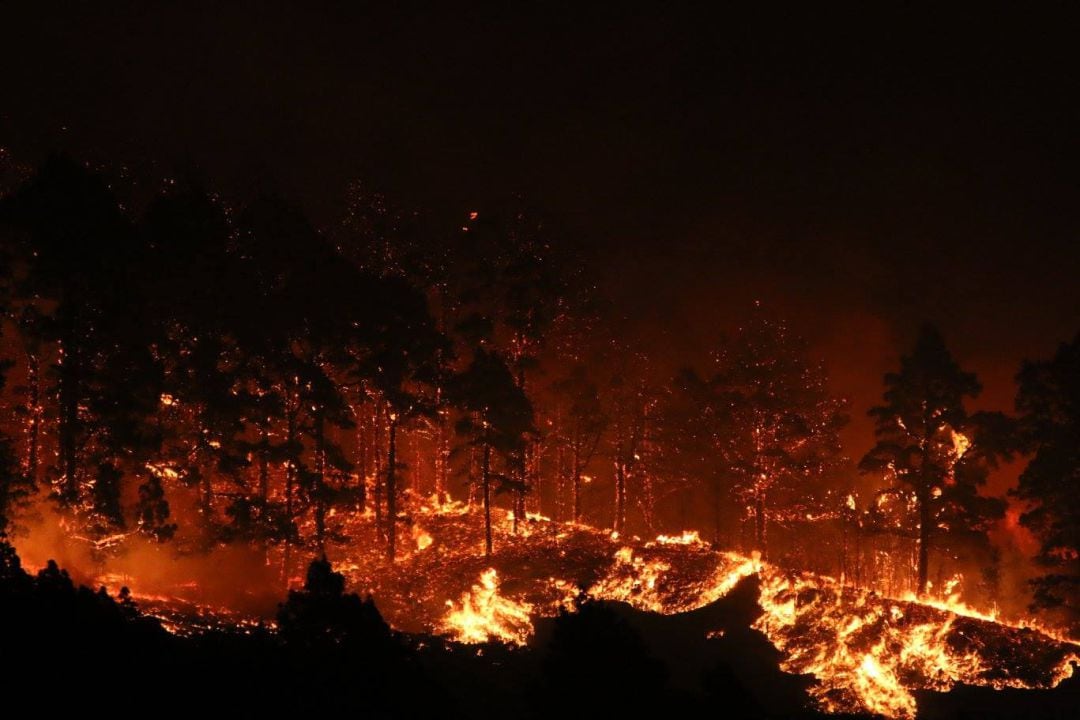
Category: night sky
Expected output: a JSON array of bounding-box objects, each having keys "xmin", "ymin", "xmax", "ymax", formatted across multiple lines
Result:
[{"xmin": 3, "ymin": 3, "xmax": 1078, "ymax": 472}]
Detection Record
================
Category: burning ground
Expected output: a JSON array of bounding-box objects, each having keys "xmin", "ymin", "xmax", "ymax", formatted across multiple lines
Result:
[
  {"xmin": 343, "ymin": 504, "xmax": 1078, "ymax": 719},
  {"xmin": 22, "ymin": 500, "xmax": 1077, "ymax": 720}
]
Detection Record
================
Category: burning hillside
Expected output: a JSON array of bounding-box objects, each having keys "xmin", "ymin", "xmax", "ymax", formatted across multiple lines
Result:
[
  {"xmin": 282, "ymin": 503, "xmax": 1080, "ymax": 718},
  {"xmin": 12, "ymin": 492, "xmax": 1078, "ymax": 718}
]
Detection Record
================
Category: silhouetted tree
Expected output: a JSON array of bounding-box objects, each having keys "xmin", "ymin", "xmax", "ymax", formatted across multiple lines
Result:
[
  {"xmin": 277, "ymin": 556, "xmax": 395, "ymax": 651},
  {"xmin": 1, "ymin": 156, "xmax": 135, "ymax": 511},
  {"xmin": 138, "ymin": 183, "xmax": 258, "ymax": 543},
  {"xmin": 346, "ymin": 275, "xmax": 446, "ymax": 561},
  {"xmin": 604, "ymin": 349, "xmax": 657, "ymax": 534},
  {"xmin": 452, "ymin": 349, "xmax": 534, "ymax": 557},
  {"xmin": 135, "ymin": 473, "xmax": 177, "ymax": 541},
  {"xmin": 653, "ymin": 367, "xmax": 739, "ymax": 544},
  {"xmin": 1013, "ymin": 333, "xmax": 1080, "ymax": 630},
  {"xmin": 658, "ymin": 312, "xmax": 847, "ymax": 553},
  {"xmin": 0, "ymin": 348, "xmax": 29, "ymax": 533},
  {"xmin": 553, "ymin": 365, "xmax": 606, "ymax": 523},
  {"xmin": 861, "ymin": 324, "xmax": 1005, "ymax": 595}
]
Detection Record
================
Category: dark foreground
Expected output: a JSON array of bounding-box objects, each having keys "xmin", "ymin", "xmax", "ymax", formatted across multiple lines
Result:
[{"xmin": 1, "ymin": 541, "xmax": 1076, "ymax": 719}]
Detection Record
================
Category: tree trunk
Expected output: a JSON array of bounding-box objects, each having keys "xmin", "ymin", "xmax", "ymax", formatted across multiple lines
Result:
[
  {"xmin": 712, "ymin": 476, "xmax": 723, "ymax": 546},
  {"xmin": 916, "ymin": 490, "xmax": 931, "ymax": 595},
  {"xmin": 572, "ymin": 469, "xmax": 581, "ymax": 523},
  {"xmin": 572, "ymin": 440, "xmax": 582, "ymax": 523},
  {"xmin": 614, "ymin": 440, "xmax": 626, "ymax": 533},
  {"xmin": 840, "ymin": 509, "xmax": 849, "ymax": 586},
  {"xmin": 386, "ymin": 418, "xmax": 398, "ymax": 562},
  {"xmin": 282, "ymin": 399, "xmax": 297, "ymax": 585},
  {"xmin": 617, "ymin": 466, "xmax": 627, "ymax": 533},
  {"xmin": 25, "ymin": 350, "xmax": 41, "ymax": 489},
  {"xmin": 259, "ymin": 424, "xmax": 269, "ymax": 502},
  {"xmin": 434, "ymin": 397, "xmax": 449, "ymax": 505},
  {"xmin": 467, "ymin": 411, "xmax": 481, "ymax": 506},
  {"xmin": 200, "ymin": 463, "xmax": 213, "ymax": 519},
  {"xmin": 513, "ymin": 446, "xmax": 527, "ymax": 534},
  {"xmin": 373, "ymin": 402, "xmax": 383, "ymax": 541},
  {"xmin": 57, "ymin": 319, "xmax": 80, "ymax": 506},
  {"xmin": 754, "ymin": 490, "xmax": 767, "ymax": 557},
  {"xmin": 356, "ymin": 402, "xmax": 368, "ymax": 513},
  {"xmin": 314, "ymin": 410, "xmax": 326, "ymax": 554},
  {"xmin": 482, "ymin": 441, "xmax": 492, "ymax": 558}
]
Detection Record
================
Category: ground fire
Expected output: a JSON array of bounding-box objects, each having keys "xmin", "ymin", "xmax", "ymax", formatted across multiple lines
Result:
[{"xmin": 12, "ymin": 500, "xmax": 1074, "ymax": 719}]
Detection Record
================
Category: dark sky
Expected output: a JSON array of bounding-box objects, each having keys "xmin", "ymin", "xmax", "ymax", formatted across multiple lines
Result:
[{"xmin": 2, "ymin": 3, "xmax": 1078, "ymax": 471}]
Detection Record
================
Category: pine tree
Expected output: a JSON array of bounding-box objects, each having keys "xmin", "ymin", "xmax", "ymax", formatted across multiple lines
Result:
[
  {"xmin": 661, "ymin": 311, "xmax": 848, "ymax": 554},
  {"xmin": 861, "ymin": 324, "xmax": 1005, "ymax": 595},
  {"xmin": 0, "ymin": 336, "xmax": 31, "ymax": 534},
  {"xmin": 1013, "ymin": 333, "xmax": 1080, "ymax": 629},
  {"xmin": 552, "ymin": 365, "xmax": 606, "ymax": 524},
  {"xmin": 452, "ymin": 349, "xmax": 534, "ymax": 557},
  {"xmin": 1, "ymin": 156, "xmax": 135, "ymax": 513}
]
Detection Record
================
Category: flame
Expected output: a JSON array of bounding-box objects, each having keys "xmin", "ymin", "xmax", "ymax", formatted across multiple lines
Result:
[
  {"xmin": 588, "ymin": 540, "xmax": 759, "ymax": 613},
  {"xmin": 751, "ymin": 564, "xmax": 1079, "ymax": 718},
  {"xmin": 439, "ymin": 569, "xmax": 534, "ymax": 646},
  {"xmin": 145, "ymin": 461, "xmax": 180, "ymax": 480},
  {"xmin": 950, "ymin": 429, "xmax": 971, "ymax": 459},
  {"xmin": 651, "ymin": 530, "xmax": 703, "ymax": 546},
  {"xmin": 589, "ymin": 547, "xmax": 673, "ymax": 612},
  {"xmin": 412, "ymin": 525, "xmax": 434, "ymax": 551}
]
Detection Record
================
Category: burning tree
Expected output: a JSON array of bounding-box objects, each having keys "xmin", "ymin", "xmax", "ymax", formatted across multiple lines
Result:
[
  {"xmin": 0, "ymin": 240, "xmax": 26, "ymax": 531},
  {"xmin": 601, "ymin": 345, "xmax": 658, "ymax": 535},
  {"xmin": 658, "ymin": 312, "xmax": 847, "ymax": 555},
  {"xmin": 0, "ymin": 156, "xmax": 181, "ymax": 543},
  {"xmin": 0, "ymin": 342, "xmax": 28, "ymax": 535},
  {"xmin": 452, "ymin": 349, "xmax": 534, "ymax": 557},
  {"xmin": 551, "ymin": 364, "xmax": 606, "ymax": 523},
  {"xmin": 1, "ymin": 156, "xmax": 133, "ymax": 513},
  {"xmin": 345, "ymin": 274, "xmax": 446, "ymax": 562},
  {"xmin": 1013, "ymin": 332, "xmax": 1080, "ymax": 631},
  {"xmin": 861, "ymin": 324, "xmax": 1006, "ymax": 596}
]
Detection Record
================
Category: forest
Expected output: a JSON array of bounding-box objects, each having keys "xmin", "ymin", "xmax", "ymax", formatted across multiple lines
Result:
[
  {"xmin": 0, "ymin": 148, "xmax": 1077, "ymax": 628},
  {"xmin": 0, "ymin": 148, "xmax": 1079, "ymax": 718}
]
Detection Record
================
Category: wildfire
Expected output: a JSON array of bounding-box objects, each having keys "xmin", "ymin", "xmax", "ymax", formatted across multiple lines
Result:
[{"xmin": 439, "ymin": 568, "xmax": 534, "ymax": 646}]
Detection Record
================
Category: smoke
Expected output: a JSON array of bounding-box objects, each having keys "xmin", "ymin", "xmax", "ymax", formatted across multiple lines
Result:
[{"xmin": 13, "ymin": 500, "xmax": 286, "ymax": 618}]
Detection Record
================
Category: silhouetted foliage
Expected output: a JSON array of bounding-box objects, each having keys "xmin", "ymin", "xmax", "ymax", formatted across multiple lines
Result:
[
  {"xmin": 452, "ymin": 349, "xmax": 535, "ymax": 555},
  {"xmin": 277, "ymin": 556, "xmax": 396, "ymax": 652},
  {"xmin": 656, "ymin": 311, "xmax": 848, "ymax": 553},
  {"xmin": 861, "ymin": 324, "xmax": 1006, "ymax": 595},
  {"xmin": 1013, "ymin": 333, "xmax": 1080, "ymax": 631}
]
